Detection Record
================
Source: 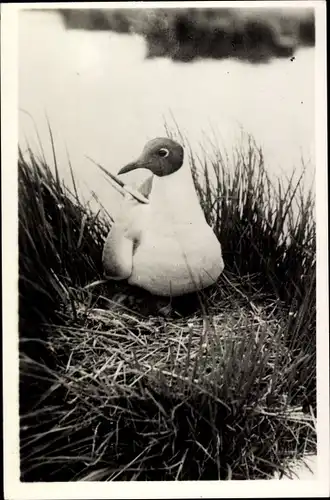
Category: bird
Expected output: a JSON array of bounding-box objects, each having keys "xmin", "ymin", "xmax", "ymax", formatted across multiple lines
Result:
[{"xmin": 102, "ymin": 137, "xmax": 224, "ymax": 299}]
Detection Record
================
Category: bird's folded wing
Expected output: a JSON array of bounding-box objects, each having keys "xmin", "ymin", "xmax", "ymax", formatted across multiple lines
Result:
[
  {"xmin": 102, "ymin": 178, "xmax": 151, "ymax": 281},
  {"xmin": 102, "ymin": 198, "xmax": 145, "ymax": 280},
  {"xmin": 102, "ymin": 224, "xmax": 134, "ymax": 280}
]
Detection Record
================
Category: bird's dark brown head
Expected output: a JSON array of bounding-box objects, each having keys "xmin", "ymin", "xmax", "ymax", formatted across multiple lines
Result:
[{"xmin": 118, "ymin": 138, "xmax": 184, "ymax": 177}]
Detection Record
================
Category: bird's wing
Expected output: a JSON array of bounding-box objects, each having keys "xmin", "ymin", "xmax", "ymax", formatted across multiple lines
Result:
[
  {"xmin": 102, "ymin": 175, "xmax": 153, "ymax": 281},
  {"xmin": 102, "ymin": 199, "xmax": 147, "ymax": 280},
  {"xmin": 102, "ymin": 223, "xmax": 134, "ymax": 280}
]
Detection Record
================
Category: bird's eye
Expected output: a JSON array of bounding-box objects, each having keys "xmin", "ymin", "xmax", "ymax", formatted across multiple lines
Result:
[{"xmin": 158, "ymin": 148, "xmax": 169, "ymax": 158}]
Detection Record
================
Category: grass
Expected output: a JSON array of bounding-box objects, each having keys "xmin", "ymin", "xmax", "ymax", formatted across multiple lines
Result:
[
  {"xmin": 19, "ymin": 126, "xmax": 316, "ymax": 481},
  {"xmin": 58, "ymin": 7, "xmax": 315, "ymax": 63}
]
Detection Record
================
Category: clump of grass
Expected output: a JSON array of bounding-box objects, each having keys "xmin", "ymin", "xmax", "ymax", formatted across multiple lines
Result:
[
  {"xmin": 19, "ymin": 139, "xmax": 111, "ymax": 418},
  {"xmin": 18, "ymin": 145, "xmax": 109, "ymax": 330},
  {"xmin": 205, "ymin": 145, "xmax": 314, "ymax": 291},
  {"xmin": 19, "ymin": 127, "xmax": 316, "ymax": 481}
]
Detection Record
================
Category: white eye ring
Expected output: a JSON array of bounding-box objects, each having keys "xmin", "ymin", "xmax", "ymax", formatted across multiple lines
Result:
[{"xmin": 158, "ymin": 148, "xmax": 169, "ymax": 158}]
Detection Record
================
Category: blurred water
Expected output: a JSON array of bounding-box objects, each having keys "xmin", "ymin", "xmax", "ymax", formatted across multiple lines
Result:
[{"xmin": 19, "ymin": 10, "xmax": 315, "ymax": 215}]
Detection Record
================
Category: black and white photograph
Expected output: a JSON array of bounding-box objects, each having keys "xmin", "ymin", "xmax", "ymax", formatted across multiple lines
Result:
[{"xmin": 2, "ymin": 1, "xmax": 329, "ymax": 498}]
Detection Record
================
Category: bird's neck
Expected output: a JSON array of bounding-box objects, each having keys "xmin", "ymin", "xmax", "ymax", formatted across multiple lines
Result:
[{"xmin": 149, "ymin": 162, "xmax": 206, "ymax": 225}]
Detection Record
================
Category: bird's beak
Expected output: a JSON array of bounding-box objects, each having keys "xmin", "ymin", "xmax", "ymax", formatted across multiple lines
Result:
[
  {"xmin": 118, "ymin": 161, "xmax": 139, "ymax": 175},
  {"xmin": 118, "ymin": 159, "xmax": 151, "ymax": 175}
]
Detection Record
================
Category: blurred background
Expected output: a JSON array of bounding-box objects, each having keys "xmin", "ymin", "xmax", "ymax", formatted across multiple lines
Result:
[
  {"xmin": 19, "ymin": 7, "xmax": 315, "ymax": 214},
  {"xmin": 59, "ymin": 7, "xmax": 315, "ymax": 62}
]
